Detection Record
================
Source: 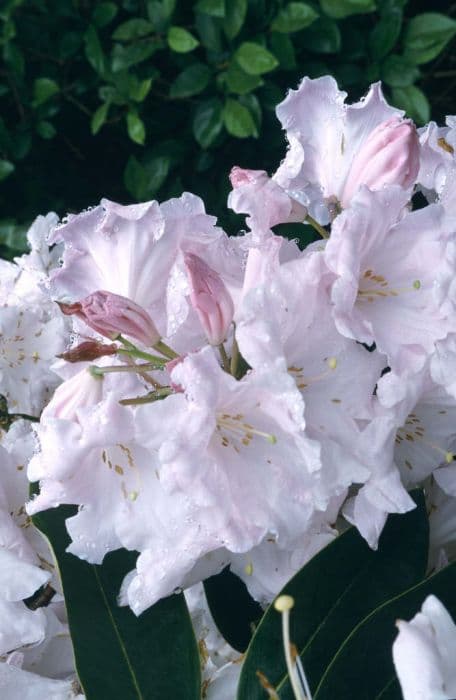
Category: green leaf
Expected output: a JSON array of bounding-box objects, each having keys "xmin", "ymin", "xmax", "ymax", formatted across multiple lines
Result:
[
  {"xmin": 3, "ymin": 41, "xmax": 25, "ymax": 76},
  {"xmin": 0, "ymin": 159, "xmax": 14, "ymax": 182},
  {"xmin": 32, "ymin": 77, "xmax": 59, "ymax": 107},
  {"xmin": 126, "ymin": 111, "xmax": 146, "ymax": 144},
  {"xmin": 404, "ymin": 12, "xmax": 456, "ymax": 65},
  {"xmin": 226, "ymin": 61, "xmax": 263, "ymax": 94},
  {"xmin": 271, "ymin": 2, "xmax": 319, "ymax": 33},
  {"xmin": 391, "ymin": 85, "xmax": 430, "ymax": 125},
  {"xmin": 313, "ymin": 560, "xmax": 456, "ymax": 699},
  {"xmin": 270, "ymin": 33, "xmax": 296, "ymax": 69},
  {"xmin": 32, "ymin": 505, "xmax": 201, "ymax": 700},
  {"xmin": 128, "ymin": 77, "xmax": 154, "ymax": 102},
  {"xmin": 223, "ymin": 97, "xmax": 258, "ymax": 137},
  {"xmin": 238, "ymin": 491, "xmax": 428, "ymax": 700},
  {"xmin": 169, "ymin": 63, "xmax": 211, "ymax": 98},
  {"xmin": 369, "ymin": 8, "xmax": 402, "ymax": 60},
  {"xmin": 193, "ymin": 98, "xmax": 223, "ymax": 148},
  {"xmin": 84, "ymin": 25, "xmax": 108, "ymax": 76},
  {"xmin": 91, "ymin": 102, "xmax": 110, "ymax": 134},
  {"xmin": 167, "ymin": 26, "xmax": 199, "ymax": 52},
  {"xmin": 36, "ymin": 120, "xmax": 56, "ymax": 139},
  {"xmin": 235, "ymin": 42, "xmax": 279, "ymax": 76},
  {"xmin": 224, "ymin": 0, "xmax": 247, "ymax": 39},
  {"xmin": 301, "ymin": 17, "xmax": 341, "ymax": 53},
  {"xmin": 0, "ymin": 218, "xmax": 28, "ymax": 254},
  {"xmin": 147, "ymin": 0, "xmax": 176, "ymax": 30},
  {"xmin": 112, "ymin": 19, "xmax": 155, "ymax": 41},
  {"xmin": 381, "ymin": 54, "xmax": 420, "ymax": 87},
  {"xmin": 124, "ymin": 154, "xmax": 171, "ymax": 199},
  {"xmin": 195, "ymin": 12, "xmax": 223, "ymax": 51},
  {"xmin": 319, "ymin": 0, "xmax": 376, "ymax": 19},
  {"xmin": 195, "ymin": 0, "xmax": 225, "ymax": 18},
  {"xmin": 111, "ymin": 41, "xmax": 161, "ymax": 71},
  {"xmin": 92, "ymin": 2, "xmax": 118, "ymax": 27}
]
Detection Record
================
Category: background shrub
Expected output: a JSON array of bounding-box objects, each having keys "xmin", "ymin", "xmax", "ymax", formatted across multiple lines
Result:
[{"xmin": 0, "ymin": 0, "xmax": 455, "ymax": 257}]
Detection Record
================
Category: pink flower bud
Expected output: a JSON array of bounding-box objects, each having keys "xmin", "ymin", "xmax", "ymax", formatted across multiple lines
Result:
[
  {"xmin": 57, "ymin": 340, "xmax": 118, "ymax": 363},
  {"xmin": 230, "ymin": 166, "xmax": 269, "ymax": 188},
  {"xmin": 341, "ymin": 117, "xmax": 420, "ymax": 207},
  {"xmin": 184, "ymin": 253, "xmax": 234, "ymax": 345},
  {"xmin": 42, "ymin": 368, "xmax": 104, "ymax": 422},
  {"xmin": 58, "ymin": 291, "xmax": 160, "ymax": 346}
]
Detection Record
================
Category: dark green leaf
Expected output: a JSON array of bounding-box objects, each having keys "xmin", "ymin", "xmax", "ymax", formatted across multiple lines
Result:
[
  {"xmin": 3, "ymin": 42, "xmax": 25, "ymax": 76},
  {"xmin": 32, "ymin": 505, "xmax": 201, "ymax": 700},
  {"xmin": 391, "ymin": 85, "xmax": 430, "ymax": 125},
  {"xmin": 224, "ymin": 0, "xmax": 247, "ymax": 39},
  {"xmin": 167, "ymin": 26, "xmax": 199, "ymax": 52},
  {"xmin": 238, "ymin": 491, "xmax": 428, "ymax": 700},
  {"xmin": 204, "ymin": 568, "xmax": 263, "ymax": 652},
  {"xmin": 111, "ymin": 41, "xmax": 161, "ymax": 71},
  {"xmin": 271, "ymin": 2, "xmax": 319, "ymax": 33},
  {"xmin": 147, "ymin": 0, "xmax": 176, "ymax": 30},
  {"xmin": 112, "ymin": 19, "xmax": 155, "ymax": 41},
  {"xmin": 192, "ymin": 98, "xmax": 223, "ymax": 148},
  {"xmin": 335, "ymin": 63, "xmax": 364, "ymax": 86},
  {"xmin": 124, "ymin": 155, "xmax": 148, "ymax": 198},
  {"xmin": 84, "ymin": 25, "xmax": 108, "ymax": 76},
  {"xmin": 404, "ymin": 12, "xmax": 456, "ymax": 65},
  {"xmin": 33, "ymin": 77, "xmax": 59, "ymax": 107},
  {"xmin": 223, "ymin": 97, "xmax": 258, "ymax": 137},
  {"xmin": 92, "ymin": 2, "xmax": 118, "ymax": 27},
  {"xmin": 270, "ymin": 33, "xmax": 296, "ymax": 70},
  {"xmin": 226, "ymin": 62, "xmax": 263, "ymax": 94},
  {"xmin": 319, "ymin": 0, "xmax": 376, "ymax": 19},
  {"xmin": 129, "ymin": 77, "xmax": 154, "ymax": 102},
  {"xmin": 369, "ymin": 8, "xmax": 402, "ymax": 60},
  {"xmin": 301, "ymin": 17, "xmax": 341, "ymax": 53},
  {"xmin": 0, "ymin": 218, "xmax": 27, "ymax": 253},
  {"xmin": 169, "ymin": 63, "xmax": 211, "ymax": 98},
  {"xmin": 36, "ymin": 120, "xmax": 56, "ymax": 139},
  {"xmin": 314, "ymin": 560, "xmax": 456, "ymax": 699},
  {"xmin": 195, "ymin": 12, "xmax": 223, "ymax": 51},
  {"xmin": 381, "ymin": 54, "xmax": 420, "ymax": 87},
  {"xmin": 235, "ymin": 42, "xmax": 279, "ymax": 76},
  {"xmin": 239, "ymin": 93, "xmax": 262, "ymax": 129},
  {"xmin": 59, "ymin": 31, "xmax": 83, "ymax": 59},
  {"xmin": 126, "ymin": 111, "xmax": 146, "ymax": 144},
  {"xmin": 195, "ymin": 0, "xmax": 225, "ymax": 18},
  {"xmin": 91, "ymin": 102, "xmax": 110, "ymax": 135},
  {"xmin": 0, "ymin": 159, "xmax": 14, "ymax": 182}
]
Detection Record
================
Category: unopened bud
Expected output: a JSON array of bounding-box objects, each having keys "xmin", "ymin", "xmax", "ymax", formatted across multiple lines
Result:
[
  {"xmin": 184, "ymin": 253, "xmax": 234, "ymax": 346},
  {"xmin": 341, "ymin": 117, "xmax": 420, "ymax": 207},
  {"xmin": 58, "ymin": 291, "xmax": 160, "ymax": 347},
  {"xmin": 42, "ymin": 367, "xmax": 104, "ymax": 422},
  {"xmin": 57, "ymin": 340, "xmax": 118, "ymax": 363}
]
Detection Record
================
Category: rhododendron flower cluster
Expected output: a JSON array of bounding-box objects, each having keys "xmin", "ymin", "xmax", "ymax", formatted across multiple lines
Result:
[{"xmin": 2, "ymin": 75, "xmax": 456, "ymax": 698}]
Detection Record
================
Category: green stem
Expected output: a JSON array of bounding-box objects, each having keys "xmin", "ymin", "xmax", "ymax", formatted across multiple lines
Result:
[
  {"xmin": 117, "ymin": 347, "xmax": 167, "ymax": 364},
  {"xmin": 230, "ymin": 336, "xmax": 240, "ymax": 379},
  {"xmin": 218, "ymin": 344, "xmax": 230, "ymax": 373},
  {"xmin": 119, "ymin": 388, "xmax": 173, "ymax": 406},
  {"xmin": 305, "ymin": 214, "xmax": 329, "ymax": 240},
  {"xmin": 8, "ymin": 412, "xmax": 40, "ymax": 423},
  {"xmin": 90, "ymin": 362, "xmax": 165, "ymax": 376},
  {"xmin": 153, "ymin": 340, "xmax": 179, "ymax": 360}
]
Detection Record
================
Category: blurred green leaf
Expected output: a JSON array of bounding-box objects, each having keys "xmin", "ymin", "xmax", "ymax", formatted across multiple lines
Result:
[
  {"xmin": 226, "ymin": 61, "xmax": 263, "ymax": 94},
  {"xmin": 126, "ymin": 111, "xmax": 146, "ymax": 144},
  {"xmin": 223, "ymin": 97, "xmax": 258, "ymax": 137},
  {"xmin": 271, "ymin": 2, "xmax": 319, "ymax": 33},
  {"xmin": 170, "ymin": 63, "xmax": 211, "ymax": 97},
  {"xmin": 381, "ymin": 54, "xmax": 420, "ymax": 87},
  {"xmin": 193, "ymin": 97, "xmax": 223, "ymax": 147},
  {"xmin": 129, "ymin": 77, "xmax": 154, "ymax": 102},
  {"xmin": 111, "ymin": 41, "xmax": 160, "ymax": 71},
  {"xmin": 224, "ymin": 0, "xmax": 247, "ymax": 39},
  {"xmin": 92, "ymin": 2, "xmax": 118, "ymax": 27},
  {"xmin": 391, "ymin": 85, "xmax": 430, "ymax": 125},
  {"xmin": 301, "ymin": 17, "xmax": 341, "ymax": 53},
  {"xmin": 319, "ymin": 0, "xmax": 376, "ymax": 19},
  {"xmin": 0, "ymin": 159, "xmax": 14, "ymax": 181},
  {"xmin": 369, "ymin": 8, "xmax": 402, "ymax": 60},
  {"xmin": 91, "ymin": 102, "xmax": 110, "ymax": 134},
  {"xmin": 0, "ymin": 218, "xmax": 27, "ymax": 253},
  {"xmin": 147, "ymin": 0, "xmax": 176, "ymax": 30},
  {"xmin": 235, "ymin": 42, "xmax": 279, "ymax": 75},
  {"xmin": 84, "ymin": 25, "xmax": 108, "ymax": 76},
  {"xmin": 167, "ymin": 26, "xmax": 199, "ymax": 52},
  {"xmin": 270, "ymin": 33, "xmax": 296, "ymax": 69},
  {"xmin": 195, "ymin": 12, "xmax": 222, "ymax": 51},
  {"xmin": 195, "ymin": 0, "xmax": 225, "ymax": 18},
  {"xmin": 3, "ymin": 41, "xmax": 24, "ymax": 76},
  {"xmin": 404, "ymin": 12, "xmax": 456, "ymax": 65},
  {"xmin": 112, "ymin": 18, "xmax": 154, "ymax": 41},
  {"xmin": 32, "ymin": 78, "xmax": 59, "ymax": 107},
  {"xmin": 36, "ymin": 120, "xmax": 56, "ymax": 139}
]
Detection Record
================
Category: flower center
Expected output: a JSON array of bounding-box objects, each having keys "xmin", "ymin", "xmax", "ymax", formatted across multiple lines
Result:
[
  {"xmin": 357, "ymin": 269, "xmax": 421, "ymax": 303},
  {"xmin": 216, "ymin": 412, "xmax": 276, "ymax": 450}
]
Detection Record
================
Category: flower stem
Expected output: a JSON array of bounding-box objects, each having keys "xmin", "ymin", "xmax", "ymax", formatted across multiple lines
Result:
[
  {"xmin": 230, "ymin": 336, "xmax": 240, "ymax": 378},
  {"xmin": 305, "ymin": 214, "xmax": 328, "ymax": 240},
  {"xmin": 119, "ymin": 387, "xmax": 173, "ymax": 406},
  {"xmin": 90, "ymin": 362, "xmax": 165, "ymax": 376},
  {"xmin": 117, "ymin": 347, "xmax": 167, "ymax": 364},
  {"xmin": 218, "ymin": 344, "xmax": 230, "ymax": 373},
  {"xmin": 153, "ymin": 340, "xmax": 179, "ymax": 360}
]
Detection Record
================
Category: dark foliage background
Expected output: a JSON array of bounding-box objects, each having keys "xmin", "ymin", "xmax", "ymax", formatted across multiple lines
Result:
[{"xmin": 0, "ymin": 0, "xmax": 455, "ymax": 257}]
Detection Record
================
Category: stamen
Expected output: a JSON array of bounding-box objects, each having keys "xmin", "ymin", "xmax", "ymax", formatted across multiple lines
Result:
[
  {"xmin": 274, "ymin": 595, "xmax": 311, "ymax": 700},
  {"xmin": 256, "ymin": 671, "xmax": 280, "ymax": 699},
  {"xmin": 357, "ymin": 272, "xmax": 422, "ymax": 302},
  {"xmin": 244, "ymin": 562, "xmax": 253, "ymax": 576},
  {"xmin": 327, "ymin": 357, "xmax": 337, "ymax": 370},
  {"xmin": 217, "ymin": 415, "xmax": 277, "ymax": 445}
]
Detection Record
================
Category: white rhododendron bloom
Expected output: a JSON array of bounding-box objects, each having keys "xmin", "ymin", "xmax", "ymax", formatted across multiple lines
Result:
[{"xmin": 393, "ymin": 595, "xmax": 456, "ymax": 700}]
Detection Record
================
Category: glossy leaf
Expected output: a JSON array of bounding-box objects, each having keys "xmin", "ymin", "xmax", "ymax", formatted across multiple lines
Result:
[
  {"xmin": 91, "ymin": 102, "xmax": 110, "ymax": 135},
  {"xmin": 169, "ymin": 63, "xmax": 211, "ymax": 98},
  {"xmin": 192, "ymin": 98, "xmax": 223, "ymax": 148},
  {"xmin": 92, "ymin": 2, "xmax": 118, "ymax": 28},
  {"xmin": 32, "ymin": 505, "xmax": 201, "ymax": 700},
  {"xmin": 0, "ymin": 159, "xmax": 14, "ymax": 181},
  {"xmin": 319, "ymin": 0, "xmax": 376, "ymax": 19},
  {"xmin": 195, "ymin": 0, "xmax": 225, "ymax": 18},
  {"xmin": 112, "ymin": 19, "xmax": 154, "ymax": 41},
  {"xmin": 314, "ymin": 560, "xmax": 456, "ymax": 699},
  {"xmin": 84, "ymin": 25, "xmax": 107, "ymax": 76},
  {"xmin": 167, "ymin": 26, "xmax": 199, "ymax": 52},
  {"xmin": 301, "ymin": 17, "xmax": 341, "ymax": 53},
  {"xmin": 224, "ymin": 0, "xmax": 247, "ymax": 39},
  {"xmin": 381, "ymin": 54, "xmax": 420, "ymax": 87},
  {"xmin": 33, "ymin": 78, "xmax": 59, "ymax": 107},
  {"xmin": 369, "ymin": 8, "xmax": 402, "ymax": 60},
  {"xmin": 404, "ymin": 12, "xmax": 456, "ymax": 65},
  {"xmin": 111, "ymin": 41, "xmax": 160, "ymax": 71},
  {"xmin": 235, "ymin": 42, "xmax": 279, "ymax": 76},
  {"xmin": 272, "ymin": 2, "xmax": 318, "ymax": 33},
  {"xmin": 126, "ymin": 112, "xmax": 146, "ymax": 145},
  {"xmin": 223, "ymin": 98, "xmax": 258, "ymax": 137},
  {"xmin": 391, "ymin": 85, "xmax": 430, "ymax": 125},
  {"xmin": 238, "ymin": 492, "xmax": 428, "ymax": 700},
  {"xmin": 226, "ymin": 62, "xmax": 263, "ymax": 94}
]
